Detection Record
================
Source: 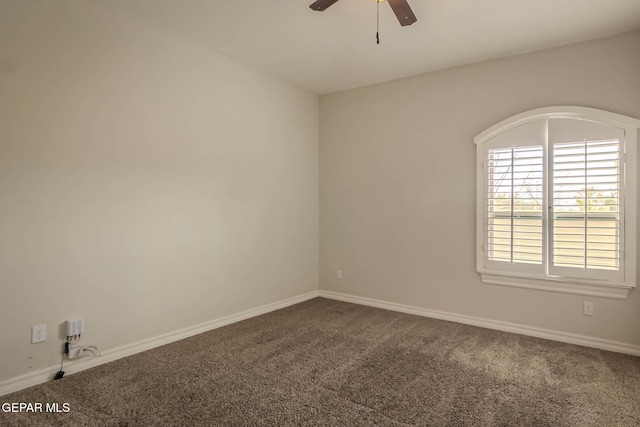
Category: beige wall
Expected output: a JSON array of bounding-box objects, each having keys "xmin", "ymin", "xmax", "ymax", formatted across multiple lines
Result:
[
  {"xmin": 320, "ymin": 31, "xmax": 640, "ymax": 346},
  {"xmin": 0, "ymin": 0, "xmax": 318, "ymax": 381}
]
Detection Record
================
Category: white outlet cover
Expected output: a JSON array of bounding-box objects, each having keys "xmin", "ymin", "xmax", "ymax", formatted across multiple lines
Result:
[
  {"xmin": 583, "ymin": 302, "xmax": 594, "ymax": 316},
  {"xmin": 31, "ymin": 324, "xmax": 47, "ymax": 343}
]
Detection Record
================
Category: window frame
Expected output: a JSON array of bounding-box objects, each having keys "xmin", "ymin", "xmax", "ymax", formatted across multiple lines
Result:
[{"xmin": 475, "ymin": 106, "xmax": 639, "ymax": 299}]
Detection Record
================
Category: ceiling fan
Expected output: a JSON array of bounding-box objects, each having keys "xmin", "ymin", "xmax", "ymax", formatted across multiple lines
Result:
[{"xmin": 309, "ymin": 0, "xmax": 417, "ymax": 27}]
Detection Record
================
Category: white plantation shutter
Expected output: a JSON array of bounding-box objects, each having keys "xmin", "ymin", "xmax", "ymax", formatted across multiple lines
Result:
[
  {"xmin": 476, "ymin": 107, "xmax": 638, "ymax": 298},
  {"xmin": 483, "ymin": 120, "xmax": 546, "ymax": 274},
  {"xmin": 549, "ymin": 120, "xmax": 625, "ymax": 282},
  {"xmin": 487, "ymin": 146, "xmax": 543, "ymax": 267}
]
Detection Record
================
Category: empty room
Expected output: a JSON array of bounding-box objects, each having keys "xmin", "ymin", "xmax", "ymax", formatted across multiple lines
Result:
[{"xmin": 1, "ymin": 0, "xmax": 639, "ymax": 425}]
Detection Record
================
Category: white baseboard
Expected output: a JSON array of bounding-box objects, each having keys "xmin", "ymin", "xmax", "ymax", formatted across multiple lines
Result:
[
  {"xmin": 0, "ymin": 290, "xmax": 320, "ymax": 397},
  {"xmin": 318, "ymin": 290, "xmax": 640, "ymax": 356}
]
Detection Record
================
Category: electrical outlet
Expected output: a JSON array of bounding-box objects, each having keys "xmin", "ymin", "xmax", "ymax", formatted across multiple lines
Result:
[
  {"xmin": 337, "ymin": 269, "xmax": 342, "ymax": 280},
  {"xmin": 31, "ymin": 324, "xmax": 47, "ymax": 343},
  {"xmin": 66, "ymin": 318, "xmax": 85, "ymax": 336},
  {"xmin": 583, "ymin": 301, "xmax": 594, "ymax": 316}
]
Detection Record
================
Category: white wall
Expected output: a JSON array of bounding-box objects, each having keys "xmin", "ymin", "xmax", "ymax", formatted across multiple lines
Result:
[
  {"xmin": 320, "ymin": 31, "xmax": 640, "ymax": 346},
  {"xmin": 0, "ymin": 0, "xmax": 318, "ymax": 382}
]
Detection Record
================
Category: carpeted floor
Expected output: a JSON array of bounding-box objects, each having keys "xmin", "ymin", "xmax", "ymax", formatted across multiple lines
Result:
[{"xmin": 1, "ymin": 297, "xmax": 639, "ymax": 426}]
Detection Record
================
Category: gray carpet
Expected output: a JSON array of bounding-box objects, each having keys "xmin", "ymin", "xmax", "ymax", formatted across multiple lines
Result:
[{"xmin": 2, "ymin": 298, "xmax": 639, "ymax": 426}]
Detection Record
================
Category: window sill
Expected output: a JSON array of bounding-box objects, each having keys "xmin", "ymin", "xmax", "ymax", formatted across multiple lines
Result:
[{"xmin": 480, "ymin": 273, "xmax": 633, "ymax": 299}]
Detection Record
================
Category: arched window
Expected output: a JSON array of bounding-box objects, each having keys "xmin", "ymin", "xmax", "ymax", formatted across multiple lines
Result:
[{"xmin": 475, "ymin": 106, "xmax": 639, "ymax": 299}]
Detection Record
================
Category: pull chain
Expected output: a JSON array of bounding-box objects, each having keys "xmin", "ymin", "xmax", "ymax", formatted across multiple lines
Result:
[{"xmin": 376, "ymin": 0, "xmax": 380, "ymax": 44}]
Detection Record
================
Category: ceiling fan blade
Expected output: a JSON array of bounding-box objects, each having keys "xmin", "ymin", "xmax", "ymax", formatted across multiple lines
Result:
[
  {"xmin": 309, "ymin": 0, "xmax": 340, "ymax": 12},
  {"xmin": 387, "ymin": 0, "xmax": 417, "ymax": 26}
]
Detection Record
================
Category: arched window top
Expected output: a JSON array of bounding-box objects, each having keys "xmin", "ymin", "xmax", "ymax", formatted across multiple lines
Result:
[{"xmin": 475, "ymin": 106, "xmax": 640, "ymax": 146}]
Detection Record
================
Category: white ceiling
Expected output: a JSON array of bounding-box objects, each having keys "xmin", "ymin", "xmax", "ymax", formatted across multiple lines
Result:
[{"xmin": 89, "ymin": 0, "xmax": 640, "ymax": 94}]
